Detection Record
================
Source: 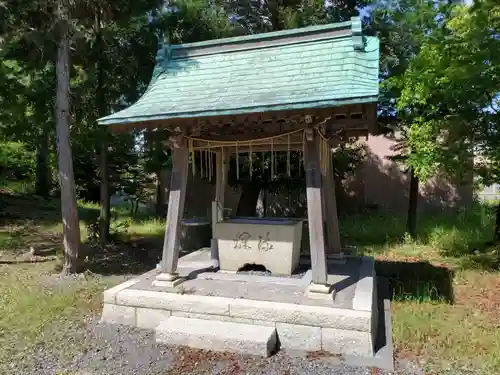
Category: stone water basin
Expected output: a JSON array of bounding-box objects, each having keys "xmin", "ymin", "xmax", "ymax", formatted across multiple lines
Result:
[{"xmin": 214, "ymin": 217, "xmax": 303, "ymax": 275}]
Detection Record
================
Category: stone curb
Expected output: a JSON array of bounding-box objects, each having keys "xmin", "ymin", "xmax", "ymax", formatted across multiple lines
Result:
[
  {"xmin": 155, "ymin": 316, "xmax": 277, "ymax": 357},
  {"xmin": 229, "ymin": 298, "xmax": 371, "ymax": 332},
  {"xmin": 116, "ymin": 288, "xmax": 232, "ymax": 316},
  {"xmin": 352, "ymin": 256, "xmax": 375, "ymax": 312}
]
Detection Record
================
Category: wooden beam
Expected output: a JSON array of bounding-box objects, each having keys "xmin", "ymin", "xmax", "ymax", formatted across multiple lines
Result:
[
  {"xmin": 193, "ymin": 145, "xmax": 304, "ymax": 152},
  {"xmin": 159, "ymin": 135, "xmax": 189, "ymax": 276},
  {"xmin": 365, "ymin": 103, "xmax": 378, "ymax": 134},
  {"xmin": 106, "ymin": 102, "xmax": 379, "ymax": 138},
  {"xmin": 329, "ymin": 119, "xmax": 368, "ymax": 130},
  {"xmin": 193, "ymin": 122, "xmax": 308, "ymax": 141},
  {"xmin": 224, "ymin": 145, "xmax": 304, "ymax": 153},
  {"xmin": 304, "ymin": 129, "xmax": 328, "ymax": 285},
  {"xmin": 192, "ymin": 132, "xmax": 305, "ymax": 145},
  {"xmin": 322, "ymin": 148, "xmax": 342, "ymax": 255}
]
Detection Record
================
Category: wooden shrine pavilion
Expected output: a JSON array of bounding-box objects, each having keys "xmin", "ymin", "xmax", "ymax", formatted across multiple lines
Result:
[{"xmin": 98, "ymin": 16, "xmax": 379, "ymax": 296}]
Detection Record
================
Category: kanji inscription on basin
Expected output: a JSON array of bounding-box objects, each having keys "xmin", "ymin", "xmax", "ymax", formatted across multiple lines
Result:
[
  {"xmin": 258, "ymin": 232, "xmax": 274, "ymax": 251},
  {"xmin": 233, "ymin": 231, "xmax": 274, "ymax": 252},
  {"xmin": 233, "ymin": 232, "xmax": 251, "ymax": 250}
]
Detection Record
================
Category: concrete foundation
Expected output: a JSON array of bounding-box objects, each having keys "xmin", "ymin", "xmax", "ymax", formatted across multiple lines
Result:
[{"xmin": 101, "ymin": 249, "xmax": 382, "ymax": 360}]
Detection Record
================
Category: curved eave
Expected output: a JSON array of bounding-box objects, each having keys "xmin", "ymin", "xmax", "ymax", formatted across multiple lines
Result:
[{"xmin": 98, "ymin": 95, "xmax": 379, "ymax": 127}]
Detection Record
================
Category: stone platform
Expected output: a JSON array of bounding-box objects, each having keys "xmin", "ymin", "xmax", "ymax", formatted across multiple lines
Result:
[{"xmin": 101, "ymin": 249, "xmax": 389, "ymax": 366}]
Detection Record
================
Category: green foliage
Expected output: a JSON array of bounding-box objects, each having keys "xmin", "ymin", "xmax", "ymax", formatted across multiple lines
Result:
[
  {"xmin": 0, "ymin": 0, "xmax": 247, "ymax": 203},
  {"xmin": 0, "ymin": 141, "xmax": 35, "ymax": 180},
  {"xmin": 396, "ymin": 1, "xmax": 500, "ymax": 183},
  {"xmin": 332, "ymin": 141, "xmax": 367, "ymax": 180},
  {"xmin": 225, "ymin": 0, "xmax": 368, "ymax": 32},
  {"xmin": 371, "ymin": 0, "xmax": 455, "ymax": 161},
  {"xmin": 86, "ymin": 213, "xmax": 132, "ymax": 244},
  {"xmin": 163, "ymin": 0, "xmax": 242, "ymax": 42}
]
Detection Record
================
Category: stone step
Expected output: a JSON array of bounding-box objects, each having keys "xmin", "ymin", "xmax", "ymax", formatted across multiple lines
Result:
[{"xmin": 155, "ymin": 316, "xmax": 277, "ymax": 357}]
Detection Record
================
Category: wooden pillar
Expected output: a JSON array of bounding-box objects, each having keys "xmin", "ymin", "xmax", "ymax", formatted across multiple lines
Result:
[
  {"xmin": 304, "ymin": 129, "xmax": 330, "ymax": 292},
  {"xmin": 154, "ymin": 135, "xmax": 188, "ymax": 287},
  {"xmin": 322, "ymin": 141, "xmax": 343, "ymax": 258},
  {"xmin": 211, "ymin": 149, "xmax": 228, "ymax": 266},
  {"xmin": 215, "ymin": 149, "xmax": 228, "ymax": 223}
]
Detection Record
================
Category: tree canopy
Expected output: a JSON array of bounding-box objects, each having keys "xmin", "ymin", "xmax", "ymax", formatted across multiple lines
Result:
[
  {"xmin": 397, "ymin": 0, "xmax": 500, "ymax": 184},
  {"xmin": 373, "ymin": 0, "xmax": 500, "ymax": 238}
]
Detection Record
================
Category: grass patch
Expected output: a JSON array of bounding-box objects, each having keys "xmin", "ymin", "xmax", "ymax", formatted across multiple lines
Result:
[
  {"xmin": 0, "ymin": 227, "xmax": 29, "ymax": 251},
  {"xmin": 392, "ymin": 269, "xmax": 500, "ymax": 375},
  {"xmin": 393, "ymin": 300, "xmax": 500, "ymax": 374},
  {"xmin": 0, "ymin": 179, "xmax": 34, "ymax": 195},
  {"xmin": 384, "ymin": 259, "xmax": 500, "ymax": 374},
  {"xmin": 0, "ymin": 261, "xmax": 117, "ymax": 372},
  {"xmin": 341, "ymin": 203, "xmax": 495, "ymax": 258},
  {"xmin": 128, "ymin": 218, "xmax": 165, "ymax": 238},
  {"xmin": 341, "ymin": 204, "xmax": 500, "ymax": 373},
  {"xmin": 347, "ymin": 203, "xmax": 500, "ymax": 272}
]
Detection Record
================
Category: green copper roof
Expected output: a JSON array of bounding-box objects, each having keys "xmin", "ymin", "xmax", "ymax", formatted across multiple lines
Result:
[{"xmin": 98, "ymin": 17, "xmax": 379, "ymax": 126}]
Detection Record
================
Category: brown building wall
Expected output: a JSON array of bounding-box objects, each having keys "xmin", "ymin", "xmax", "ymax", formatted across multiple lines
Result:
[{"xmin": 355, "ymin": 133, "xmax": 473, "ymax": 214}]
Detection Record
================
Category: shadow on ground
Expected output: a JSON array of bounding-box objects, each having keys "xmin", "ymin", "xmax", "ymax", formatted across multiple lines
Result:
[
  {"xmin": 376, "ymin": 259, "xmax": 454, "ymax": 303},
  {"xmin": 85, "ymin": 238, "xmax": 200, "ymax": 276},
  {"xmin": 85, "ymin": 243, "xmax": 159, "ymax": 275},
  {"xmin": 0, "ymin": 192, "xmax": 101, "ymax": 225}
]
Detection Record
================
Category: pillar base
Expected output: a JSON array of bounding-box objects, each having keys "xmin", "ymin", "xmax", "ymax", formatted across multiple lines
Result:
[
  {"xmin": 210, "ymin": 238, "xmax": 220, "ymax": 268},
  {"xmin": 306, "ymin": 282, "xmax": 336, "ymax": 300},
  {"xmin": 153, "ymin": 272, "xmax": 185, "ymax": 288}
]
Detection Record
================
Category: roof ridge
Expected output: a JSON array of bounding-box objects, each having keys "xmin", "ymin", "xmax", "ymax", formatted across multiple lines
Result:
[
  {"xmin": 170, "ymin": 17, "xmax": 358, "ymax": 51},
  {"xmin": 159, "ymin": 17, "xmax": 366, "ymax": 62}
]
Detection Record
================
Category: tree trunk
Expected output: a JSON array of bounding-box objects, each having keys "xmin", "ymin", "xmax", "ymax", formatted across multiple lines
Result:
[
  {"xmin": 35, "ymin": 131, "xmax": 51, "ymax": 198},
  {"xmin": 56, "ymin": 0, "xmax": 81, "ymax": 274},
  {"xmin": 99, "ymin": 132, "xmax": 110, "ymax": 245},
  {"xmin": 268, "ymin": 0, "xmax": 283, "ymax": 30},
  {"xmin": 494, "ymin": 202, "xmax": 500, "ymax": 243},
  {"xmin": 96, "ymin": 13, "xmax": 110, "ymax": 246},
  {"xmin": 236, "ymin": 181, "xmax": 261, "ymax": 217},
  {"xmin": 406, "ymin": 167, "xmax": 419, "ymax": 238}
]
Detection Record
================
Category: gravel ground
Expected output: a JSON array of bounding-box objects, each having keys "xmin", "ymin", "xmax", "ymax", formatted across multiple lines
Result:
[{"xmin": 7, "ymin": 318, "xmax": 424, "ymax": 375}]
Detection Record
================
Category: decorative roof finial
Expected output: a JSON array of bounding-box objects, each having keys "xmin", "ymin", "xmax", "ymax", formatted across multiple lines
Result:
[{"xmin": 351, "ymin": 16, "xmax": 364, "ymax": 51}]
